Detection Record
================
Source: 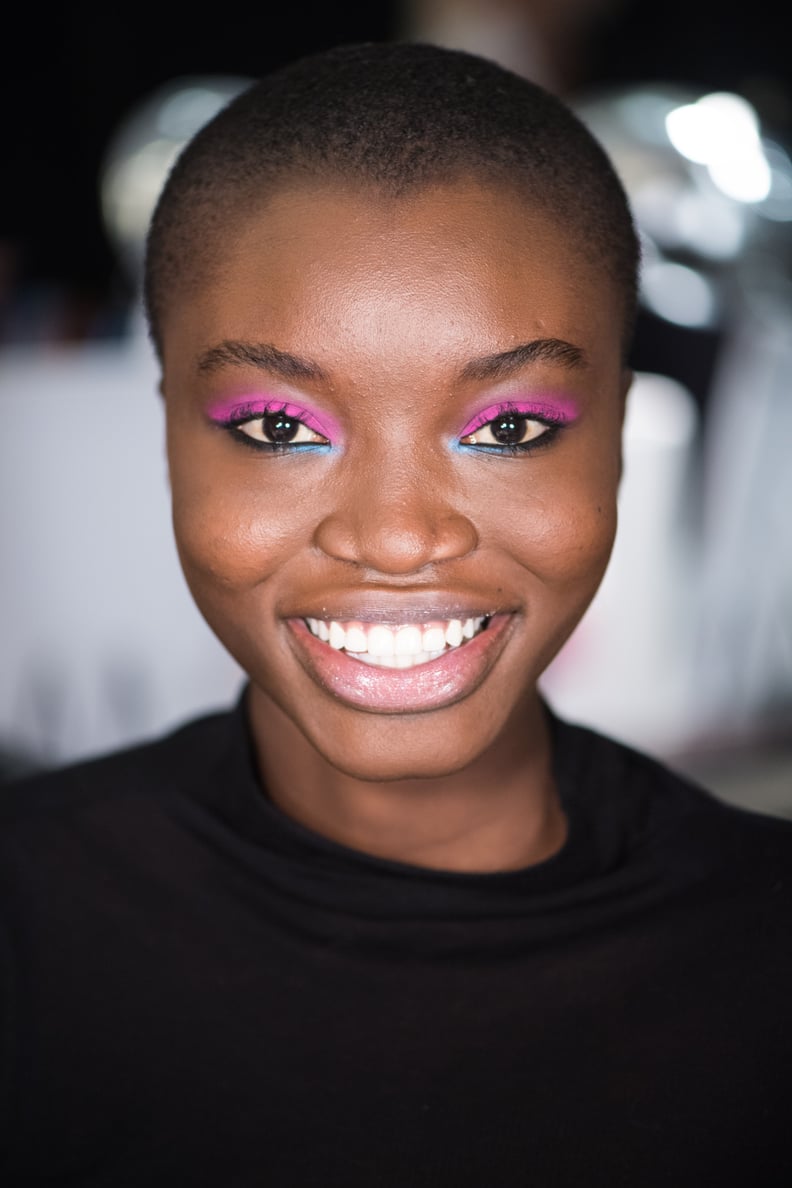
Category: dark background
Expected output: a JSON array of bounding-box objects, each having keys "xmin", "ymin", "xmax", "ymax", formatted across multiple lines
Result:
[{"xmin": 0, "ymin": 0, "xmax": 788, "ymax": 346}]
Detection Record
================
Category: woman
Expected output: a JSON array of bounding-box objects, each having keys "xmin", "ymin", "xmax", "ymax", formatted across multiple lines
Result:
[{"xmin": 1, "ymin": 42, "xmax": 790, "ymax": 1186}]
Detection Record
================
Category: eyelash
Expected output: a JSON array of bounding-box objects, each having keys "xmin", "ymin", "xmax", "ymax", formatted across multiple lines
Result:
[
  {"xmin": 217, "ymin": 403, "xmax": 331, "ymax": 452},
  {"xmin": 458, "ymin": 403, "xmax": 567, "ymax": 456},
  {"xmin": 214, "ymin": 401, "xmax": 568, "ymax": 456}
]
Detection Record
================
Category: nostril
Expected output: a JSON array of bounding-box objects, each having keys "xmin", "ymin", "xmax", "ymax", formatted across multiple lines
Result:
[
  {"xmin": 313, "ymin": 507, "xmax": 478, "ymax": 572},
  {"xmin": 438, "ymin": 512, "xmax": 479, "ymax": 560}
]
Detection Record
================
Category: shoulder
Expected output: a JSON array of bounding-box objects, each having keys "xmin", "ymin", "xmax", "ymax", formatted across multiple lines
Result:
[
  {"xmin": 0, "ymin": 705, "xmax": 239, "ymax": 837},
  {"xmin": 551, "ymin": 708, "xmax": 792, "ymax": 890},
  {"xmin": 0, "ymin": 704, "xmax": 251, "ymax": 965}
]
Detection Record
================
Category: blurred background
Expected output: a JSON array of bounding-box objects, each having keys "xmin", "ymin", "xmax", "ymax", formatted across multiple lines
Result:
[{"xmin": 1, "ymin": 0, "xmax": 790, "ymax": 815}]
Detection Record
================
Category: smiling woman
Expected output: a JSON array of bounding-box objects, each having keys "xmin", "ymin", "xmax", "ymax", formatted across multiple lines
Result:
[{"xmin": 1, "ymin": 41, "xmax": 791, "ymax": 1188}]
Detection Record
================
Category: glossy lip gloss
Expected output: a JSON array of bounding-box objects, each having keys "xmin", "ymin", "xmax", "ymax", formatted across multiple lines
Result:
[
  {"xmin": 206, "ymin": 393, "xmax": 341, "ymax": 442},
  {"xmin": 287, "ymin": 614, "xmax": 515, "ymax": 714}
]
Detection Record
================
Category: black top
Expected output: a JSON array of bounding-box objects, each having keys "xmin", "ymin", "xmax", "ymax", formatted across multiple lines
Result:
[{"xmin": 1, "ymin": 693, "xmax": 791, "ymax": 1186}]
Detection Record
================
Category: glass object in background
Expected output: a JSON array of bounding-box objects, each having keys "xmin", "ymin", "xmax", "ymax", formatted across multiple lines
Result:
[
  {"xmin": 100, "ymin": 75, "xmax": 251, "ymax": 302},
  {"xmin": 0, "ymin": 78, "xmax": 252, "ymax": 772},
  {"xmin": 544, "ymin": 83, "xmax": 792, "ymax": 813}
]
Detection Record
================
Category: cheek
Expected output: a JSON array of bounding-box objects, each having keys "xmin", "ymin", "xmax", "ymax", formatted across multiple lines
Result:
[
  {"xmin": 168, "ymin": 444, "xmax": 307, "ymax": 594},
  {"xmin": 533, "ymin": 496, "xmax": 617, "ymax": 575},
  {"xmin": 476, "ymin": 453, "xmax": 620, "ymax": 588}
]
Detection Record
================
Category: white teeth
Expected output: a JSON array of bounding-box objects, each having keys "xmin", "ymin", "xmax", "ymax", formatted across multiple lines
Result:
[
  {"xmin": 344, "ymin": 625, "xmax": 368, "ymax": 653},
  {"xmin": 368, "ymin": 625, "xmax": 395, "ymax": 657},
  {"xmin": 304, "ymin": 615, "xmax": 489, "ymax": 666},
  {"xmin": 422, "ymin": 625, "xmax": 446, "ymax": 652},
  {"xmin": 357, "ymin": 649, "xmax": 447, "ymax": 668},
  {"xmin": 329, "ymin": 621, "xmax": 346, "ymax": 650},
  {"xmin": 445, "ymin": 619, "xmax": 463, "ymax": 647},
  {"xmin": 394, "ymin": 625, "xmax": 422, "ymax": 656}
]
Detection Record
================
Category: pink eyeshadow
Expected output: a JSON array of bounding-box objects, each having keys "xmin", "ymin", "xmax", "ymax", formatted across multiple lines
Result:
[
  {"xmin": 458, "ymin": 395, "xmax": 580, "ymax": 439},
  {"xmin": 207, "ymin": 393, "xmax": 341, "ymax": 442}
]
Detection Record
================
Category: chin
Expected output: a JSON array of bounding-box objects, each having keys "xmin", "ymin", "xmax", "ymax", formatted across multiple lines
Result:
[
  {"xmin": 322, "ymin": 733, "xmax": 485, "ymax": 785},
  {"xmin": 287, "ymin": 685, "xmax": 539, "ymax": 785}
]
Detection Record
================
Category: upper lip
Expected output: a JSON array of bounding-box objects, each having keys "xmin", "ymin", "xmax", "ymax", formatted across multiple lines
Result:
[{"xmin": 283, "ymin": 591, "xmax": 513, "ymax": 625}]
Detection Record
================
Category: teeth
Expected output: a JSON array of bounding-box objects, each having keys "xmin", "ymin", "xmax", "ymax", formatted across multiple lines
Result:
[
  {"xmin": 304, "ymin": 615, "xmax": 489, "ymax": 666},
  {"xmin": 368, "ymin": 625, "xmax": 395, "ymax": 657},
  {"xmin": 345, "ymin": 625, "xmax": 367, "ymax": 653},
  {"xmin": 329, "ymin": 621, "xmax": 346, "ymax": 650},
  {"xmin": 446, "ymin": 619, "xmax": 463, "ymax": 647},
  {"xmin": 394, "ymin": 625, "xmax": 422, "ymax": 656},
  {"xmin": 422, "ymin": 625, "xmax": 446, "ymax": 652},
  {"xmin": 357, "ymin": 649, "xmax": 447, "ymax": 668}
]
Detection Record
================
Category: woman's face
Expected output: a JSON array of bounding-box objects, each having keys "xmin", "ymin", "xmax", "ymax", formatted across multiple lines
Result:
[{"xmin": 161, "ymin": 180, "xmax": 630, "ymax": 782}]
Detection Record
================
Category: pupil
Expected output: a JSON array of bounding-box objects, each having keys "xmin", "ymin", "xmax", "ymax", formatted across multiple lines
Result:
[
  {"xmin": 492, "ymin": 414, "xmax": 526, "ymax": 445},
  {"xmin": 263, "ymin": 413, "xmax": 299, "ymax": 443}
]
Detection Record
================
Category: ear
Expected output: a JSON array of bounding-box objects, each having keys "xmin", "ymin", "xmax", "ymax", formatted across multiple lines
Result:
[
  {"xmin": 158, "ymin": 373, "xmax": 170, "ymax": 492},
  {"xmin": 617, "ymin": 367, "xmax": 634, "ymax": 486}
]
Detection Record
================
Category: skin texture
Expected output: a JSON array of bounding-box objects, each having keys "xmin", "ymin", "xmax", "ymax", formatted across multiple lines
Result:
[{"xmin": 161, "ymin": 179, "xmax": 631, "ymax": 872}]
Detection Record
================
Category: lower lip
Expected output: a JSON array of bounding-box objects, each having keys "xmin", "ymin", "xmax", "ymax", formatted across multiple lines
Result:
[{"xmin": 287, "ymin": 616, "xmax": 514, "ymax": 713}]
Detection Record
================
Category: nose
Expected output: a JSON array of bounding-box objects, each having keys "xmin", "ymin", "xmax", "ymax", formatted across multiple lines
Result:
[{"xmin": 313, "ymin": 460, "xmax": 479, "ymax": 575}]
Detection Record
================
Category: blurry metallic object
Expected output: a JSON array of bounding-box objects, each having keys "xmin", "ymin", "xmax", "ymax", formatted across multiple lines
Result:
[
  {"xmin": 690, "ymin": 296, "xmax": 792, "ymax": 743},
  {"xmin": 99, "ymin": 75, "xmax": 251, "ymax": 289},
  {"xmin": 572, "ymin": 83, "xmax": 792, "ymax": 748},
  {"xmin": 665, "ymin": 92, "xmax": 771, "ymax": 203},
  {"xmin": 572, "ymin": 84, "xmax": 792, "ymax": 323}
]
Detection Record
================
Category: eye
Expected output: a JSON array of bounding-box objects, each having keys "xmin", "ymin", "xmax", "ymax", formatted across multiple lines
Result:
[
  {"xmin": 233, "ymin": 410, "xmax": 329, "ymax": 448},
  {"xmin": 460, "ymin": 410, "xmax": 551, "ymax": 449}
]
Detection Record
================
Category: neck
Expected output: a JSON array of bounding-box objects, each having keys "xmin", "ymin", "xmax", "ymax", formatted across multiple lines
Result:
[{"xmin": 247, "ymin": 691, "xmax": 567, "ymax": 874}]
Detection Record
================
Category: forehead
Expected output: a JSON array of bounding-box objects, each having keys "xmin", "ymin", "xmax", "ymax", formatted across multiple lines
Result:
[{"xmin": 160, "ymin": 179, "xmax": 623, "ymax": 386}]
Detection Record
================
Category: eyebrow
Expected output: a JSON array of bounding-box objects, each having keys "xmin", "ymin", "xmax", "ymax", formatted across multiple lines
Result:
[
  {"xmin": 196, "ymin": 340, "xmax": 330, "ymax": 383},
  {"xmin": 195, "ymin": 336, "xmax": 587, "ymax": 385},
  {"xmin": 458, "ymin": 339, "xmax": 587, "ymax": 382}
]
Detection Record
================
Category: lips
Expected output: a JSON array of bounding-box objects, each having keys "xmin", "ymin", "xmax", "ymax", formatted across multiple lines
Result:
[{"xmin": 287, "ymin": 612, "xmax": 513, "ymax": 713}]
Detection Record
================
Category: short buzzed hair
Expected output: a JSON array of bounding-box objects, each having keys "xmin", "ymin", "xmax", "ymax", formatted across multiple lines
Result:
[{"xmin": 144, "ymin": 41, "xmax": 640, "ymax": 359}]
